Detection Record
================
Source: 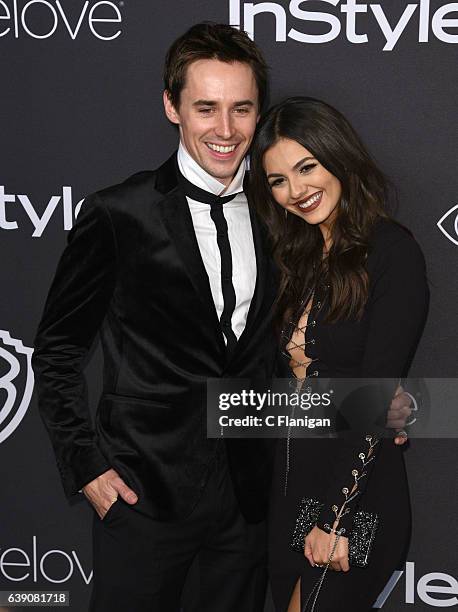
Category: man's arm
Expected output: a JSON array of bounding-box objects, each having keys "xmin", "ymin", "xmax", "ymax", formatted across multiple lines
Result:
[
  {"xmin": 32, "ymin": 194, "xmax": 117, "ymax": 496},
  {"xmin": 388, "ymin": 385, "xmax": 412, "ymax": 445}
]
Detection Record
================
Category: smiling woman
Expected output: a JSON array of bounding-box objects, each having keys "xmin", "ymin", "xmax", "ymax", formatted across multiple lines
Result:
[
  {"xmin": 264, "ymin": 139, "xmax": 342, "ymax": 236},
  {"xmin": 249, "ymin": 97, "xmax": 429, "ymax": 611},
  {"xmin": 250, "ymin": 96, "xmax": 390, "ymax": 324}
]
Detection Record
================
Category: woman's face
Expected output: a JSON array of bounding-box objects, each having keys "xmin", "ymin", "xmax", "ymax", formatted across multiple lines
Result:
[{"xmin": 263, "ymin": 138, "xmax": 342, "ymax": 231}]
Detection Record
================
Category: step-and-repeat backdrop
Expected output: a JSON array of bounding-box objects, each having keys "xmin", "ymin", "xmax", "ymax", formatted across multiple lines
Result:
[{"xmin": 1, "ymin": 1, "xmax": 457, "ymax": 610}]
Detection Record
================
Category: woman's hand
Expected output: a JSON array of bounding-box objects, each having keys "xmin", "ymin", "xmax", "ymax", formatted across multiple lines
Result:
[{"xmin": 304, "ymin": 525, "xmax": 350, "ymax": 572}]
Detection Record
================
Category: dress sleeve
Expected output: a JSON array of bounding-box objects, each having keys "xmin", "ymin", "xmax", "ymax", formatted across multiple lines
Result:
[
  {"xmin": 316, "ymin": 230, "xmax": 429, "ymax": 534},
  {"xmin": 32, "ymin": 194, "xmax": 117, "ymax": 497}
]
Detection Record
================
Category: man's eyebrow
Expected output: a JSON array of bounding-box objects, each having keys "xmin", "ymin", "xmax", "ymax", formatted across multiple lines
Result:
[
  {"xmin": 192, "ymin": 99, "xmax": 255, "ymax": 107},
  {"xmin": 193, "ymin": 100, "xmax": 217, "ymax": 107},
  {"xmin": 267, "ymin": 157, "xmax": 315, "ymax": 180},
  {"xmin": 233, "ymin": 100, "xmax": 255, "ymax": 107}
]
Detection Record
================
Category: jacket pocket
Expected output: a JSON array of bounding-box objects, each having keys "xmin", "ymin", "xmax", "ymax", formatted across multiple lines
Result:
[{"xmin": 98, "ymin": 393, "xmax": 175, "ymax": 436}]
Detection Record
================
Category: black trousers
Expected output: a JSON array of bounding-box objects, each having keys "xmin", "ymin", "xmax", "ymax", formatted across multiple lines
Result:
[{"xmin": 89, "ymin": 445, "xmax": 268, "ymax": 611}]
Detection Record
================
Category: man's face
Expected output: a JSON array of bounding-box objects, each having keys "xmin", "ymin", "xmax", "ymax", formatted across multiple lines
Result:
[{"xmin": 164, "ymin": 59, "xmax": 260, "ymax": 186}]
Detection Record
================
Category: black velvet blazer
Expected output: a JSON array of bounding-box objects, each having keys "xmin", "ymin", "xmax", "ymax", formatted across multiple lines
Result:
[{"xmin": 32, "ymin": 154, "xmax": 278, "ymax": 522}]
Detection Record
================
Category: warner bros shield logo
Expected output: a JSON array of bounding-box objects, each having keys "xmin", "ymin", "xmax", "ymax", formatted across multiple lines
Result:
[{"xmin": 0, "ymin": 330, "xmax": 34, "ymax": 443}]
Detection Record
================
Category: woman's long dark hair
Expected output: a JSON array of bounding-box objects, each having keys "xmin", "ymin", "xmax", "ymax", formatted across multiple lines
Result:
[{"xmin": 249, "ymin": 96, "xmax": 390, "ymax": 325}]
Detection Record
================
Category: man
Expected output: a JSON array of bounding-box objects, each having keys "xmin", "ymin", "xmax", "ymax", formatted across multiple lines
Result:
[{"xmin": 32, "ymin": 22, "xmax": 411, "ymax": 612}]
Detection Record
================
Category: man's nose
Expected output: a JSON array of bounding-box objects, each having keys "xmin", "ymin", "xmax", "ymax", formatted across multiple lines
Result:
[{"xmin": 214, "ymin": 111, "xmax": 235, "ymax": 140}]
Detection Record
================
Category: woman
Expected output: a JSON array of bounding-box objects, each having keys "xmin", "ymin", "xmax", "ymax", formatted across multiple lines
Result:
[{"xmin": 249, "ymin": 97, "xmax": 429, "ymax": 611}]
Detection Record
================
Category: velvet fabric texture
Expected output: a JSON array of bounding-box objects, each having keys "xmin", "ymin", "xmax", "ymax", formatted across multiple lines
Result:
[{"xmin": 32, "ymin": 153, "xmax": 278, "ymax": 522}]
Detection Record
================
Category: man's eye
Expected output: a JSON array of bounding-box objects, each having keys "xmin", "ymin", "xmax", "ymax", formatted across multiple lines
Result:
[
  {"xmin": 300, "ymin": 163, "xmax": 317, "ymax": 174},
  {"xmin": 234, "ymin": 107, "xmax": 250, "ymax": 115},
  {"xmin": 198, "ymin": 108, "xmax": 213, "ymax": 114}
]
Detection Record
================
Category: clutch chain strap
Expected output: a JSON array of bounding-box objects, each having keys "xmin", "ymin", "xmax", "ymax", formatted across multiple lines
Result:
[{"xmin": 301, "ymin": 529, "xmax": 343, "ymax": 612}]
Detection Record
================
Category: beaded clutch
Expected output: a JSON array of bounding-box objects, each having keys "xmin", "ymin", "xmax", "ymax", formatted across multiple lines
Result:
[{"xmin": 291, "ymin": 497, "xmax": 379, "ymax": 567}]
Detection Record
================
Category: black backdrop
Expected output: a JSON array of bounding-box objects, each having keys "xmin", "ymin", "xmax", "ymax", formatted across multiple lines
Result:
[{"xmin": 1, "ymin": 1, "xmax": 457, "ymax": 610}]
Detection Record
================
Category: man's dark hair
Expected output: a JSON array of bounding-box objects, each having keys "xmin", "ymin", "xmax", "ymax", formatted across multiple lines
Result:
[{"xmin": 164, "ymin": 22, "xmax": 269, "ymax": 111}]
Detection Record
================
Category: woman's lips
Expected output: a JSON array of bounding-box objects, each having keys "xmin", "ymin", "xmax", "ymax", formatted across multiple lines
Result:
[{"xmin": 295, "ymin": 191, "xmax": 323, "ymax": 213}]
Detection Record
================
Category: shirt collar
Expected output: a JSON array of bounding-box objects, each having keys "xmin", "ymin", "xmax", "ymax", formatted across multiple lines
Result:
[{"xmin": 177, "ymin": 141, "xmax": 246, "ymax": 197}]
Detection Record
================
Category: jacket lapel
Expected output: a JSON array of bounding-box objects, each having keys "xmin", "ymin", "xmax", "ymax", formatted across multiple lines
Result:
[
  {"xmin": 154, "ymin": 155, "xmax": 277, "ymax": 363},
  {"xmin": 230, "ymin": 200, "xmax": 277, "ymax": 362},
  {"xmin": 243, "ymin": 203, "xmax": 269, "ymax": 335},
  {"xmin": 155, "ymin": 154, "xmax": 226, "ymax": 354}
]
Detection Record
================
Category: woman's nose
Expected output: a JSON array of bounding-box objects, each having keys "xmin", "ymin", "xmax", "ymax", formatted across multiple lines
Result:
[{"xmin": 290, "ymin": 178, "xmax": 308, "ymax": 202}]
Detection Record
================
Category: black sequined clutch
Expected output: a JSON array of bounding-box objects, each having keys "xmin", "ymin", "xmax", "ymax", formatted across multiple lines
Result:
[{"xmin": 291, "ymin": 497, "xmax": 379, "ymax": 567}]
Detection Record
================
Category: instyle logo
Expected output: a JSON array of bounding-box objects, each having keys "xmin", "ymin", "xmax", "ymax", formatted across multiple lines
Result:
[
  {"xmin": 0, "ymin": 0, "xmax": 123, "ymax": 40},
  {"xmin": 375, "ymin": 562, "xmax": 458, "ymax": 608},
  {"xmin": 229, "ymin": 0, "xmax": 458, "ymax": 51},
  {"xmin": 437, "ymin": 203, "xmax": 458, "ymax": 246},
  {"xmin": 0, "ymin": 330, "xmax": 34, "ymax": 444},
  {"xmin": 0, "ymin": 186, "xmax": 84, "ymax": 237},
  {"xmin": 0, "ymin": 536, "xmax": 92, "ymax": 584}
]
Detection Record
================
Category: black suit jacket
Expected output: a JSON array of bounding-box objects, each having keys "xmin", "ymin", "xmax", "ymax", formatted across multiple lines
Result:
[{"xmin": 32, "ymin": 153, "xmax": 278, "ymax": 522}]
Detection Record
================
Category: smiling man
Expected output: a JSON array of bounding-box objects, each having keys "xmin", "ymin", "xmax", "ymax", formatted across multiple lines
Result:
[
  {"xmin": 164, "ymin": 58, "xmax": 258, "ymax": 183},
  {"xmin": 32, "ymin": 21, "xmax": 412, "ymax": 612},
  {"xmin": 32, "ymin": 23, "xmax": 277, "ymax": 612}
]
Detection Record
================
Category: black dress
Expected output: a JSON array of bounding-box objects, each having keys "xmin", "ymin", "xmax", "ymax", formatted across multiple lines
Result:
[{"xmin": 268, "ymin": 219, "xmax": 429, "ymax": 611}]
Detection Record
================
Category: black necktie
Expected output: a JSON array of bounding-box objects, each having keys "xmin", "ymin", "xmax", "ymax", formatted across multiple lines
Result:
[{"xmin": 177, "ymin": 171, "xmax": 240, "ymax": 354}]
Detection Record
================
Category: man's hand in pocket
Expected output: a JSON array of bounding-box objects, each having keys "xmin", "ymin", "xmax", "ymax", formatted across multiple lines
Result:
[{"xmin": 82, "ymin": 468, "xmax": 138, "ymax": 519}]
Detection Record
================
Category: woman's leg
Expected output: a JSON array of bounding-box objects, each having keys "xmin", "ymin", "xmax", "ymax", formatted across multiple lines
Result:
[{"xmin": 287, "ymin": 579, "xmax": 301, "ymax": 612}]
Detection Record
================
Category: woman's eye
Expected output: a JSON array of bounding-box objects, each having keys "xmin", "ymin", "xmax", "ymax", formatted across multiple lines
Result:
[
  {"xmin": 269, "ymin": 178, "xmax": 284, "ymax": 188},
  {"xmin": 300, "ymin": 163, "xmax": 317, "ymax": 174}
]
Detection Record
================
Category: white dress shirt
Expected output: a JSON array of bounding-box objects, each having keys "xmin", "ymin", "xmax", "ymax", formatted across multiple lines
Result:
[{"xmin": 177, "ymin": 142, "xmax": 257, "ymax": 341}]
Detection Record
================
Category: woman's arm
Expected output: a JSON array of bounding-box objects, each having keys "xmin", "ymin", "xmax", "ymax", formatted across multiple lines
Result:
[{"xmin": 314, "ymin": 227, "xmax": 429, "ymax": 543}]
